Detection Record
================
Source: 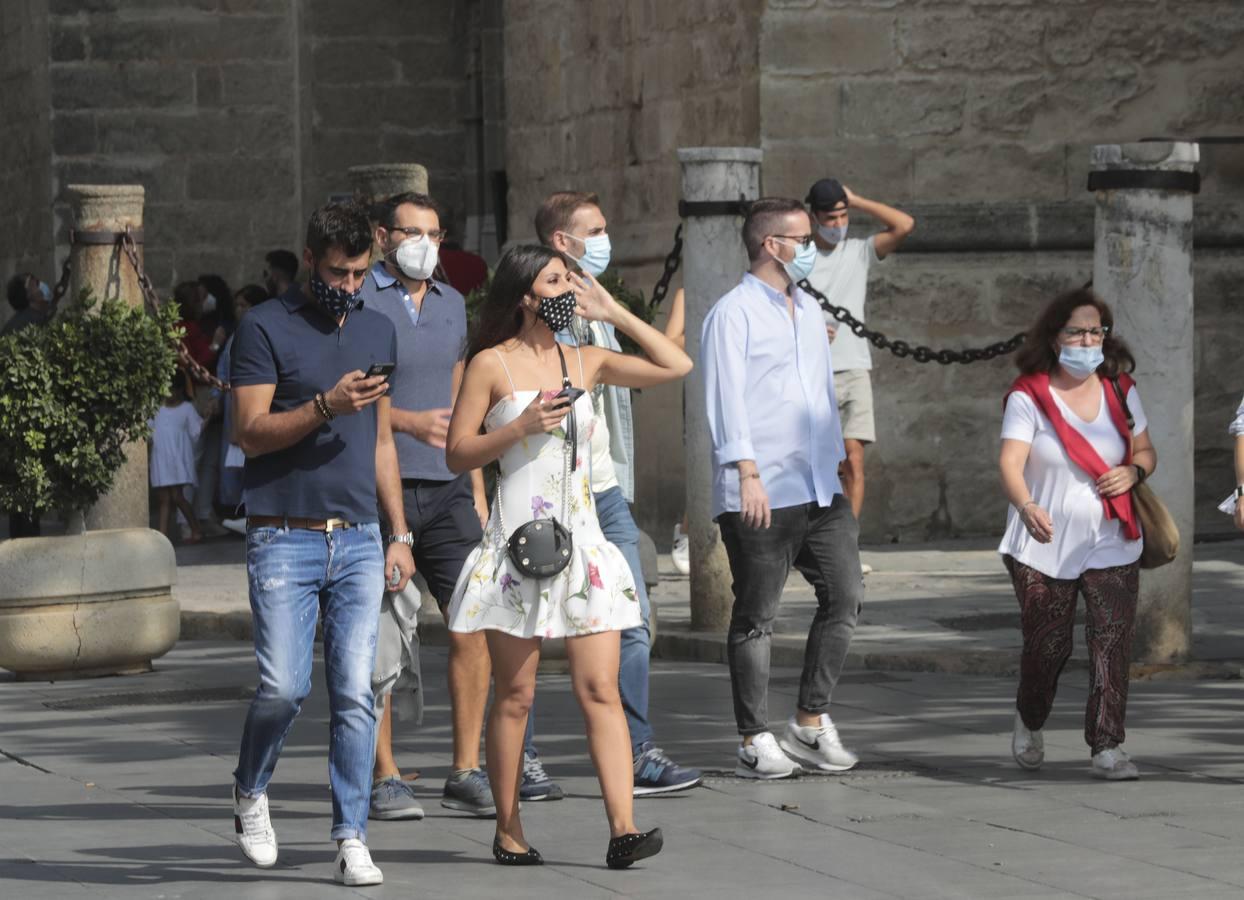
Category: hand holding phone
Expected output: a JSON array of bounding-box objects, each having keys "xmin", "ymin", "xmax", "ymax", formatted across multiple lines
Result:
[
  {"xmin": 553, "ymin": 385, "xmax": 586, "ymax": 406},
  {"xmin": 366, "ymin": 361, "xmax": 396, "ymax": 382}
]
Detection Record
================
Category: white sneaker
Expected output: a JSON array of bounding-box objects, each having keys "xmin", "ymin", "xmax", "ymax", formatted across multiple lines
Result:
[
  {"xmin": 221, "ymin": 517, "xmax": 247, "ymax": 535},
  {"xmin": 233, "ymin": 785, "xmax": 278, "ymax": 867},
  {"xmin": 1091, "ymin": 747, "xmax": 1139, "ymax": 781},
  {"xmin": 671, "ymin": 524, "xmax": 690, "ymax": 575},
  {"xmin": 334, "ymin": 838, "xmax": 383, "ymax": 886},
  {"xmin": 735, "ymin": 732, "xmax": 800, "ymax": 780},
  {"xmin": 779, "ymin": 714, "xmax": 859, "ymax": 772},
  {"xmin": 860, "ymin": 562, "xmax": 874, "ymax": 575},
  {"xmin": 1012, "ymin": 711, "xmax": 1044, "ymax": 770}
]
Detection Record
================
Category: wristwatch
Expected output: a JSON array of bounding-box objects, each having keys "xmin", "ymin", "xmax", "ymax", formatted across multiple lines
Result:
[{"xmin": 387, "ymin": 531, "xmax": 414, "ymax": 546}]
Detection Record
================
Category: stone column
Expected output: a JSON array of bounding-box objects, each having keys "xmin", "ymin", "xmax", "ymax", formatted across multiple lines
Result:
[
  {"xmin": 348, "ymin": 163, "xmax": 429, "ymax": 208},
  {"xmin": 678, "ymin": 147, "xmax": 763, "ymax": 631},
  {"xmin": 1090, "ymin": 141, "xmax": 1198, "ymax": 663},
  {"xmin": 68, "ymin": 185, "xmax": 148, "ymax": 531}
]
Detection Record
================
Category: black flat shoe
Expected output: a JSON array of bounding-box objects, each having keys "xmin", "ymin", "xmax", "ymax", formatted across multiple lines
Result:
[
  {"xmin": 606, "ymin": 827, "xmax": 663, "ymax": 869},
  {"xmin": 492, "ymin": 835, "xmax": 543, "ymax": 866}
]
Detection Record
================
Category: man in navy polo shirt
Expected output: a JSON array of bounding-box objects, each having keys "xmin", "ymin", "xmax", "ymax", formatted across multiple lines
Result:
[
  {"xmin": 229, "ymin": 202, "xmax": 415, "ymax": 887},
  {"xmin": 358, "ymin": 191, "xmax": 496, "ymax": 820}
]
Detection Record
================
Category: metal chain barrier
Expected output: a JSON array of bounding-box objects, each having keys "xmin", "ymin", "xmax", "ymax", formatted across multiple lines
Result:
[
  {"xmin": 118, "ymin": 228, "xmax": 224, "ymax": 389},
  {"xmin": 798, "ymin": 278, "xmax": 1026, "ymax": 365},
  {"xmin": 647, "ymin": 223, "xmax": 683, "ymax": 313}
]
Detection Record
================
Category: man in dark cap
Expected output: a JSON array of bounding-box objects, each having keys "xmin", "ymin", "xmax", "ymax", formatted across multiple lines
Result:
[{"xmin": 804, "ymin": 179, "xmax": 914, "ymax": 550}]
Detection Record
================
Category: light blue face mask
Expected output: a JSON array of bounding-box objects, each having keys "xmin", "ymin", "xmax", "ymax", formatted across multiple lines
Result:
[
  {"xmin": 817, "ymin": 223, "xmax": 847, "ymax": 244},
  {"xmin": 778, "ymin": 238, "xmax": 817, "ymax": 283},
  {"xmin": 570, "ymin": 233, "xmax": 611, "ymax": 277},
  {"xmin": 37, "ymin": 281, "xmax": 51, "ymax": 302},
  {"xmin": 1059, "ymin": 344, "xmax": 1104, "ymax": 379}
]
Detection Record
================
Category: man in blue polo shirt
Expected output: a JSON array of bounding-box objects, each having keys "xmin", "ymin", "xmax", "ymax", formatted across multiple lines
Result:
[
  {"xmin": 229, "ymin": 202, "xmax": 415, "ymax": 887},
  {"xmin": 358, "ymin": 191, "xmax": 496, "ymax": 820}
]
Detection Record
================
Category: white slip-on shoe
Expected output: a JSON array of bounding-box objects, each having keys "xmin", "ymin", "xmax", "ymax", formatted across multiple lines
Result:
[
  {"xmin": 779, "ymin": 714, "xmax": 859, "ymax": 772},
  {"xmin": 1012, "ymin": 711, "xmax": 1044, "ymax": 770},
  {"xmin": 1091, "ymin": 747, "xmax": 1139, "ymax": 781},
  {"xmin": 735, "ymin": 732, "xmax": 800, "ymax": 780},
  {"xmin": 233, "ymin": 785, "xmax": 278, "ymax": 868},
  {"xmin": 671, "ymin": 524, "xmax": 690, "ymax": 575},
  {"xmin": 334, "ymin": 838, "xmax": 384, "ymax": 886}
]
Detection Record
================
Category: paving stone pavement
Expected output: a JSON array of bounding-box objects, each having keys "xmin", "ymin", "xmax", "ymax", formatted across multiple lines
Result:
[{"xmin": 3, "ymin": 635, "xmax": 1244, "ymax": 899}]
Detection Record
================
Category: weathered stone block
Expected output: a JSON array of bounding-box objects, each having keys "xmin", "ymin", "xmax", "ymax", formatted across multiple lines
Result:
[
  {"xmin": 311, "ymin": 40, "xmax": 401, "ymax": 87},
  {"xmin": 49, "ymin": 25, "xmax": 87, "ymax": 62},
  {"xmin": 899, "ymin": 11, "xmax": 1044, "ymax": 71},
  {"xmin": 762, "ymin": 10, "xmax": 896, "ymax": 74},
  {"xmin": 187, "ymin": 157, "xmax": 293, "ymax": 202},
  {"xmin": 763, "ymin": 138, "xmax": 913, "ymax": 203},
  {"xmin": 51, "ymin": 62, "xmax": 195, "ymax": 110},
  {"xmin": 51, "ymin": 111, "xmax": 97, "ymax": 156},
  {"xmin": 842, "ymin": 80, "xmax": 964, "ymax": 137},
  {"xmin": 84, "ymin": 20, "xmax": 173, "ymax": 62},
  {"xmin": 170, "ymin": 16, "xmax": 291, "ymax": 62},
  {"xmin": 913, "ymin": 142, "xmax": 1065, "ymax": 203},
  {"xmin": 761, "ymin": 73, "xmax": 839, "ymax": 140}
]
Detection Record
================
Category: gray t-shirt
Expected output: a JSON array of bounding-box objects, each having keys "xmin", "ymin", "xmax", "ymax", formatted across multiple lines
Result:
[{"xmin": 807, "ymin": 235, "xmax": 881, "ymax": 373}]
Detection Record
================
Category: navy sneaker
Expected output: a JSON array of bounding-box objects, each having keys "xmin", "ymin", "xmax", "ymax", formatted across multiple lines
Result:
[
  {"xmin": 442, "ymin": 768, "xmax": 497, "ymax": 817},
  {"xmin": 633, "ymin": 742, "xmax": 702, "ymax": 796},
  {"xmin": 519, "ymin": 750, "xmax": 564, "ymax": 801}
]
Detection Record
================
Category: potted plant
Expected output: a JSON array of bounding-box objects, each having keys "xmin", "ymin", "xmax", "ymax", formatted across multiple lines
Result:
[{"xmin": 0, "ymin": 291, "xmax": 183, "ymax": 678}]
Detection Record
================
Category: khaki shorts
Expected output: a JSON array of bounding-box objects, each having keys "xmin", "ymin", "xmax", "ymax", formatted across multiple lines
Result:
[{"xmin": 833, "ymin": 368, "xmax": 876, "ymax": 444}]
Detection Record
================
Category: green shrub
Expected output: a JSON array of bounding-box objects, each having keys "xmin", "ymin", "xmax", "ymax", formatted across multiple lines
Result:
[{"xmin": 0, "ymin": 290, "xmax": 182, "ymax": 518}]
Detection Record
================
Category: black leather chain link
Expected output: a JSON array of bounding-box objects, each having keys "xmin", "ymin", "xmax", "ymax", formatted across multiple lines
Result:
[{"xmin": 797, "ymin": 278, "xmax": 1026, "ymax": 365}]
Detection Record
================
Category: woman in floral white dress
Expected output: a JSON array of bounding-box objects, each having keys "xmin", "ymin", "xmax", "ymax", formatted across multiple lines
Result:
[{"xmin": 445, "ymin": 244, "xmax": 691, "ymax": 868}]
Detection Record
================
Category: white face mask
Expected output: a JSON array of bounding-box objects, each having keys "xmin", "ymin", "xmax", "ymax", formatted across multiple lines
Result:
[
  {"xmin": 201, "ymin": 292, "xmax": 218, "ymax": 314},
  {"xmin": 393, "ymin": 236, "xmax": 439, "ymax": 281}
]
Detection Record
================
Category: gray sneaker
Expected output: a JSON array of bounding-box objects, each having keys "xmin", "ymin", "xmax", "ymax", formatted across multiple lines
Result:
[
  {"xmin": 370, "ymin": 776, "xmax": 425, "ymax": 821},
  {"xmin": 441, "ymin": 768, "xmax": 497, "ymax": 817}
]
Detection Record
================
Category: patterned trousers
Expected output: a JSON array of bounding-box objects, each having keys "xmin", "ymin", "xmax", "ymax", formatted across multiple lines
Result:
[{"xmin": 1004, "ymin": 556, "xmax": 1140, "ymax": 754}]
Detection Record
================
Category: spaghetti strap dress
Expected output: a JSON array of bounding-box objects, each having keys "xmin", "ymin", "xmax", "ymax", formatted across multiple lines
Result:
[{"xmin": 445, "ymin": 348, "xmax": 641, "ymax": 639}]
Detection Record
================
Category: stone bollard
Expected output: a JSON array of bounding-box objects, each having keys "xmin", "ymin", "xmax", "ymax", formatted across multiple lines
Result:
[
  {"xmin": 67, "ymin": 185, "xmax": 149, "ymax": 531},
  {"xmin": 678, "ymin": 147, "xmax": 764, "ymax": 631},
  {"xmin": 348, "ymin": 163, "xmax": 430, "ymax": 209},
  {"xmin": 1089, "ymin": 141, "xmax": 1198, "ymax": 663}
]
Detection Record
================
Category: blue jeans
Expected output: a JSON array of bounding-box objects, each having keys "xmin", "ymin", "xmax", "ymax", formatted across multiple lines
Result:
[
  {"xmin": 523, "ymin": 486, "xmax": 653, "ymax": 756},
  {"xmin": 234, "ymin": 523, "xmax": 384, "ymax": 841}
]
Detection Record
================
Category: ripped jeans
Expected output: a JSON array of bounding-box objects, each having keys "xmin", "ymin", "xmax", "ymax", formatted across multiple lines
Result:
[
  {"xmin": 234, "ymin": 522, "xmax": 384, "ymax": 841},
  {"xmin": 719, "ymin": 497, "xmax": 862, "ymax": 737}
]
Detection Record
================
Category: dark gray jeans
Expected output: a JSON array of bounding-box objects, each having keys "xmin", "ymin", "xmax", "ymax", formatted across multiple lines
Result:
[{"xmin": 719, "ymin": 497, "xmax": 862, "ymax": 736}]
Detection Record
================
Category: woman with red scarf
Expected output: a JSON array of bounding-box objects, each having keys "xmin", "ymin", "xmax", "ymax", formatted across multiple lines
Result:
[{"xmin": 998, "ymin": 288, "xmax": 1157, "ymax": 781}]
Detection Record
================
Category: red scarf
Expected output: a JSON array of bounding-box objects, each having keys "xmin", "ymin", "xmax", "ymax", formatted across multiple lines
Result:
[{"xmin": 1005, "ymin": 371, "xmax": 1140, "ymax": 540}]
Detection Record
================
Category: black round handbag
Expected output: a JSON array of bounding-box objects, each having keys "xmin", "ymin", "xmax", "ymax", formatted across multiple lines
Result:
[{"xmin": 497, "ymin": 344, "xmax": 578, "ymax": 580}]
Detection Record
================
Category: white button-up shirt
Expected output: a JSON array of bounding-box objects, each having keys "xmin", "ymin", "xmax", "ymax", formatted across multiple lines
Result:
[{"xmin": 702, "ymin": 273, "xmax": 846, "ymax": 520}]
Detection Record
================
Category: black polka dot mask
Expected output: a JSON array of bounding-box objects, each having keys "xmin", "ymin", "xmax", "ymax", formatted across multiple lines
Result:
[{"xmin": 534, "ymin": 290, "xmax": 577, "ymax": 333}]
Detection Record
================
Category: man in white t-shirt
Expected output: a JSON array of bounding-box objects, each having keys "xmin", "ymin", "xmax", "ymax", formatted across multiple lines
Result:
[{"xmin": 805, "ymin": 178, "xmax": 915, "ymax": 530}]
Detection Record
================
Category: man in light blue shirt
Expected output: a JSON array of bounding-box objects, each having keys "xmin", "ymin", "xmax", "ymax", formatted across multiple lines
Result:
[{"xmin": 702, "ymin": 197, "xmax": 864, "ymax": 781}]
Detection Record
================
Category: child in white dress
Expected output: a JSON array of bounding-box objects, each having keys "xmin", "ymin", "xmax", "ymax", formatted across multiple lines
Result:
[
  {"xmin": 150, "ymin": 369, "xmax": 204, "ymax": 543},
  {"xmin": 444, "ymin": 245, "xmax": 691, "ymax": 870}
]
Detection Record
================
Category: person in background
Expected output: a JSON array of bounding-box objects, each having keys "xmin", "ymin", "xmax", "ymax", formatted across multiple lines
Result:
[
  {"xmin": 150, "ymin": 368, "xmax": 204, "ymax": 544},
  {"xmin": 199, "ymin": 273, "xmax": 236, "ymax": 356},
  {"xmin": 216, "ymin": 284, "xmax": 269, "ymax": 533},
  {"xmin": 263, "ymin": 249, "xmax": 299, "ymax": 300},
  {"xmin": 192, "ymin": 274, "xmax": 234, "ymax": 536},
  {"xmin": 436, "ymin": 209, "xmax": 489, "ymax": 298},
  {"xmin": 804, "ymin": 178, "xmax": 914, "ymax": 573},
  {"xmin": 999, "ymin": 288, "xmax": 1155, "ymax": 781},
  {"xmin": 2, "ymin": 272, "xmax": 53, "ymax": 337}
]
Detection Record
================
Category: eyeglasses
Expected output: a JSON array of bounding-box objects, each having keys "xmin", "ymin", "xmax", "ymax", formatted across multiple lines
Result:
[
  {"xmin": 771, "ymin": 234, "xmax": 814, "ymax": 248},
  {"xmin": 389, "ymin": 226, "xmax": 446, "ymax": 243},
  {"xmin": 1061, "ymin": 326, "xmax": 1110, "ymax": 340}
]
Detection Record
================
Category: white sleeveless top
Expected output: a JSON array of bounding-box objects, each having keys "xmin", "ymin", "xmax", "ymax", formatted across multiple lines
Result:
[{"xmin": 446, "ymin": 348, "xmax": 640, "ymax": 639}]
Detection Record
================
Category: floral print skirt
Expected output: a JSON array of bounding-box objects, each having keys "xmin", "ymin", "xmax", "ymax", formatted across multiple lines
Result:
[{"xmin": 446, "ymin": 537, "xmax": 641, "ymax": 640}]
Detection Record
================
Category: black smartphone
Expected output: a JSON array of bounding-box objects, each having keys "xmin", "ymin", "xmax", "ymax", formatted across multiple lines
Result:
[
  {"xmin": 366, "ymin": 362, "xmax": 396, "ymax": 381},
  {"xmin": 553, "ymin": 385, "xmax": 586, "ymax": 406}
]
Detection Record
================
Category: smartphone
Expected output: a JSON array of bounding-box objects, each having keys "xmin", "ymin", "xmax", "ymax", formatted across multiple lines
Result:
[
  {"xmin": 366, "ymin": 361, "xmax": 396, "ymax": 382},
  {"xmin": 553, "ymin": 386, "xmax": 586, "ymax": 406}
]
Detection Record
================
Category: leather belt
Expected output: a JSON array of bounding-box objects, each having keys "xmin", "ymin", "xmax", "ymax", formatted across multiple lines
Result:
[{"xmin": 247, "ymin": 515, "xmax": 353, "ymax": 532}]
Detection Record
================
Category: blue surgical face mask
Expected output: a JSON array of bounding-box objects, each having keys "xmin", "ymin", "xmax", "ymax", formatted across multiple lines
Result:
[
  {"xmin": 1058, "ymin": 344, "xmax": 1105, "ymax": 379},
  {"xmin": 37, "ymin": 281, "xmax": 51, "ymax": 302},
  {"xmin": 567, "ymin": 232, "xmax": 611, "ymax": 277},
  {"xmin": 817, "ymin": 223, "xmax": 847, "ymax": 244},
  {"xmin": 778, "ymin": 239, "xmax": 817, "ymax": 283}
]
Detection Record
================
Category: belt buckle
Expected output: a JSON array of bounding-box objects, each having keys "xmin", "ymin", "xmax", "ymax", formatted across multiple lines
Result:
[{"xmin": 324, "ymin": 518, "xmax": 349, "ymax": 532}]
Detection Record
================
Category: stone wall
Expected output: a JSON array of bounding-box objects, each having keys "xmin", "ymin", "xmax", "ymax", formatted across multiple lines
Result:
[
  {"xmin": 0, "ymin": 0, "xmax": 55, "ymax": 327},
  {"xmin": 758, "ymin": 0, "xmax": 1244, "ymax": 542},
  {"xmin": 501, "ymin": 0, "xmax": 765, "ymax": 541}
]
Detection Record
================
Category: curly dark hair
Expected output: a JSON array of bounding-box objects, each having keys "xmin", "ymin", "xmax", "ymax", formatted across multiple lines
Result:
[
  {"xmin": 305, "ymin": 202, "xmax": 372, "ymax": 261},
  {"xmin": 1014, "ymin": 286, "xmax": 1135, "ymax": 377}
]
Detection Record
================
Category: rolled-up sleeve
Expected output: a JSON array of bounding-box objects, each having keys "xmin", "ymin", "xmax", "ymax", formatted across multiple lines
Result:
[
  {"xmin": 702, "ymin": 303, "xmax": 753, "ymax": 466},
  {"xmin": 1230, "ymin": 396, "xmax": 1244, "ymax": 437}
]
